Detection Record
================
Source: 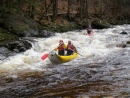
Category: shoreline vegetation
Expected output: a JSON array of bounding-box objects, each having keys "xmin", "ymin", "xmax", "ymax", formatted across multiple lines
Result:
[
  {"xmin": 0, "ymin": 14, "xmax": 129, "ymax": 42},
  {"xmin": 1, "ymin": 0, "xmax": 130, "ymax": 41},
  {"xmin": 0, "ymin": 0, "xmax": 130, "ymax": 54}
]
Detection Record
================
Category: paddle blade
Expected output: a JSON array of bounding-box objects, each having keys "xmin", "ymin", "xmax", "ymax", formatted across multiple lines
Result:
[{"xmin": 41, "ymin": 54, "xmax": 48, "ymax": 60}]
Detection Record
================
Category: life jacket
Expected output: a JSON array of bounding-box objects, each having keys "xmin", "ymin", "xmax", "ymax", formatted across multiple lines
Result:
[
  {"xmin": 58, "ymin": 44, "xmax": 65, "ymax": 50},
  {"xmin": 67, "ymin": 44, "xmax": 74, "ymax": 50}
]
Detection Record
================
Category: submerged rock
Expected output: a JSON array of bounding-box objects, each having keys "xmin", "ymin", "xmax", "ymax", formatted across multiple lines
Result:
[{"xmin": 120, "ymin": 31, "xmax": 128, "ymax": 35}]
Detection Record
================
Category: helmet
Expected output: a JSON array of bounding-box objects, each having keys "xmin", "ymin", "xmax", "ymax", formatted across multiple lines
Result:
[
  {"xmin": 59, "ymin": 39, "xmax": 63, "ymax": 42},
  {"xmin": 68, "ymin": 40, "xmax": 71, "ymax": 44}
]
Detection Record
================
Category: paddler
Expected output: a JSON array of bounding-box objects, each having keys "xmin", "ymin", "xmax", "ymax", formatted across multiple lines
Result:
[
  {"xmin": 66, "ymin": 40, "xmax": 77, "ymax": 55},
  {"xmin": 54, "ymin": 39, "xmax": 66, "ymax": 55}
]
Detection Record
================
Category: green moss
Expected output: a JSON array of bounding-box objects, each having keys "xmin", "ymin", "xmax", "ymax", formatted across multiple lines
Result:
[{"xmin": 0, "ymin": 28, "xmax": 18, "ymax": 41}]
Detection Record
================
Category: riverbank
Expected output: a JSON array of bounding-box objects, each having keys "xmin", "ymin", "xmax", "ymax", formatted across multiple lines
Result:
[{"xmin": 0, "ymin": 12, "xmax": 129, "ymax": 58}]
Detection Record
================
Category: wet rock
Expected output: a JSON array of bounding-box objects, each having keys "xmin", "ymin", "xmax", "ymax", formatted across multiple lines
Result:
[
  {"xmin": 39, "ymin": 30, "xmax": 55, "ymax": 37},
  {"xmin": 127, "ymin": 41, "xmax": 130, "ymax": 44},
  {"xmin": 0, "ymin": 12, "xmax": 39, "ymax": 37},
  {"xmin": 116, "ymin": 44, "xmax": 126, "ymax": 48},
  {"xmin": 120, "ymin": 31, "xmax": 128, "ymax": 35},
  {"xmin": 0, "ymin": 12, "xmax": 55, "ymax": 37},
  {"xmin": 5, "ymin": 40, "xmax": 32, "ymax": 52}
]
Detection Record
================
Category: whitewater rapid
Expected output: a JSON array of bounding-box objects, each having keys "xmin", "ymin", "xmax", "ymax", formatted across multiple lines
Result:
[{"xmin": 0, "ymin": 24, "xmax": 130, "ymax": 77}]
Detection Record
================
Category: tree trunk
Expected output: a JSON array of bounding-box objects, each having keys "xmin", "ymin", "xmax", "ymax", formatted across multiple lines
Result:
[
  {"xmin": 6, "ymin": 0, "xmax": 11, "ymax": 9},
  {"xmin": 39, "ymin": 0, "xmax": 53, "ymax": 22},
  {"xmin": 30, "ymin": 5, "xmax": 35, "ymax": 19},
  {"xmin": 80, "ymin": 0, "xmax": 84, "ymax": 19},
  {"xmin": 43, "ymin": 0, "xmax": 47, "ymax": 10},
  {"xmin": 67, "ymin": 0, "xmax": 71, "ymax": 19},
  {"xmin": 86, "ymin": 0, "xmax": 89, "ymax": 17},
  {"xmin": 103, "ymin": 0, "xmax": 108, "ymax": 16},
  {"xmin": 28, "ymin": 0, "xmax": 35, "ymax": 19},
  {"xmin": 80, "ymin": 0, "xmax": 83, "ymax": 19},
  {"xmin": 18, "ymin": 0, "xmax": 23, "ymax": 13},
  {"xmin": 1, "ymin": 0, "xmax": 5, "ymax": 8},
  {"xmin": 52, "ymin": 0, "xmax": 57, "ymax": 22}
]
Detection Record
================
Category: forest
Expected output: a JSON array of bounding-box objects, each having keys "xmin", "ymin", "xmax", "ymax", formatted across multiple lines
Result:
[
  {"xmin": 1, "ymin": 0, "xmax": 130, "ymax": 25},
  {"xmin": 0, "ymin": 0, "xmax": 130, "ymax": 42},
  {"xmin": 1, "ymin": 1, "xmax": 130, "ymax": 98}
]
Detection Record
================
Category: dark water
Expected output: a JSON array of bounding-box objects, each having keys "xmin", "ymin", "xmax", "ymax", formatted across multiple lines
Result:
[
  {"xmin": 0, "ymin": 25, "xmax": 130, "ymax": 98},
  {"xmin": 0, "ymin": 52, "xmax": 130, "ymax": 98}
]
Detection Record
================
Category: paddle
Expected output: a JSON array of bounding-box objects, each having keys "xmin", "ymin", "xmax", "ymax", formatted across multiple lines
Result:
[
  {"xmin": 77, "ymin": 52, "xmax": 84, "ymax": 57},
  {"xmin": 68, "ymin": 48, "xmax": 84, "ymax": 57},
  {"xmin": 41, "ymin": 49, "xmax": 55, "ymax": 60},
  {"xmin": 88, "ymin": 24, "xmax": 94, "ymax": 36},
  {"xmin": 41, "ymin": 53, "xmax": 48, "ymax": 60}
]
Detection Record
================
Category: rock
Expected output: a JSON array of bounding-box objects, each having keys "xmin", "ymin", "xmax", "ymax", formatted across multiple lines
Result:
[
  {"xmin": 0, "ymin": 13, "xmax": 36, "ymax": 37},
  {"xmin": 5, "ymin": 40, "xmax": 32, "ymax": 52},
  {"xmin": 39, "ymin": 30, "xmax": 55, "ymax": 37},
  {"xmin": 120, "ymin": 31, "xmax": 127, "ymax": 35},
  {"xmin": 116, "ymin": 44, "xmax": 126, "ymax": 48}
]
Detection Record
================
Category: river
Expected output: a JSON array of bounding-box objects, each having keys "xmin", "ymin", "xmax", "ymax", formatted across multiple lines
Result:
[{"xmin": 0, "ymin": 24, "xmax": 130, "ymax": 98}]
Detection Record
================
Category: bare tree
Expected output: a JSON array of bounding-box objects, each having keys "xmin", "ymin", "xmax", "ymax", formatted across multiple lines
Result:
[
  {"xmin": 39, "ymin": 0, "xmax": 54, "ymax": 22},
  {"xmin": 31, "ymin": 1, "xmax": 35, "ymax": 19},
  {"xmin": 67, "ymin": 0, "xmax": 71, "ymax": 19},
  {"xmin": 17, "ymin": 0, "xmax": 24, "ymax": 13},
  {"xmin": 52, "ymin": 0, "xmax": 58, "ymax": 22},
  {"xmin": 79, "ymin": 0, "xmax": 83, "ymax": 19},
  {"xmin": 84, "ymin": 0, "xmax": 88, "ymax": 17}
]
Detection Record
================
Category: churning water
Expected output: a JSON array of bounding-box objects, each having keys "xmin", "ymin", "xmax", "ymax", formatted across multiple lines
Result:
[{"xmin": 0, "ymin": 24, "xmax": 130, "ymax": 98}]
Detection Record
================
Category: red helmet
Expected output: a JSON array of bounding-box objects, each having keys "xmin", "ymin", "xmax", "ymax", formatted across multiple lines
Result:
[
  {"xmin": 68, "ymin": 40, "xmax": 71, "ymax": 44},
  {"xmin": 59, "ymin": 39, "xmax": 63, "ymax": 42}
]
